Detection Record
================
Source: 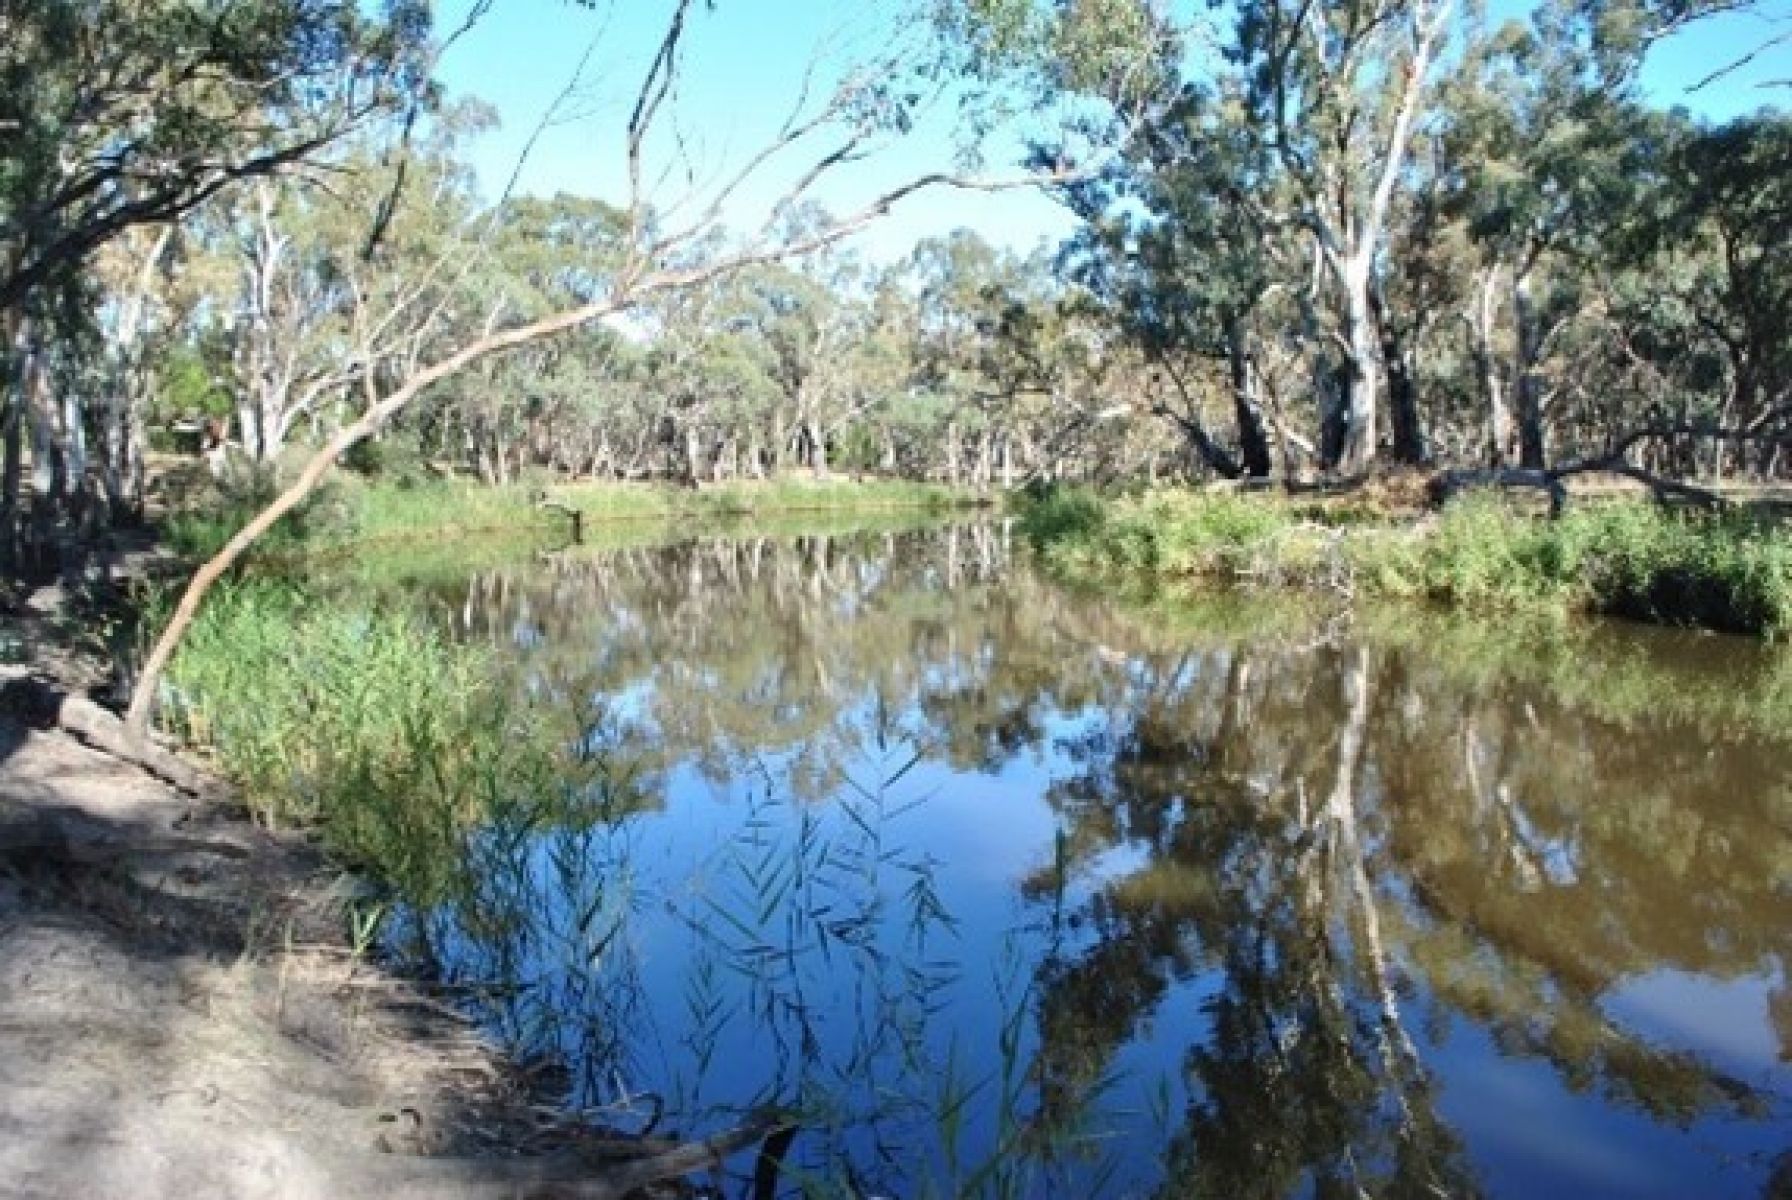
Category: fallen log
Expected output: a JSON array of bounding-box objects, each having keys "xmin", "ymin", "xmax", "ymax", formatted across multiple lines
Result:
[
  {"xmin": 372, "ymin": 1110, "xmax": 792, "ymax": 1199},
  {"xmin": 1427, "ymin": 463, "xmax": 1726, "ymax": 517},
  {"xmin": 1428, "ymin": 468, "xmax": 1567, "ymax": 514},
  {"xmin": 0, "ymin": 672, "xmax": 225, "ymax": 801}
]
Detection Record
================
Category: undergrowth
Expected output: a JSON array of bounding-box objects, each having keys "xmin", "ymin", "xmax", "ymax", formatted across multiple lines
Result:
[{"xmin": 1017, "ymin": 487, "xmax": 1792, "ymax": 637}]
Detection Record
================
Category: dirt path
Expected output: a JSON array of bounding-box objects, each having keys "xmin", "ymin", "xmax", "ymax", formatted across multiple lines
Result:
[
  {"xmin": 0, "ymin": 688, "xmax": 554, "ymax": 1197},
  {"xmin": 0, "ymin": 554, "xmax": 780, "ymax": 1197}
]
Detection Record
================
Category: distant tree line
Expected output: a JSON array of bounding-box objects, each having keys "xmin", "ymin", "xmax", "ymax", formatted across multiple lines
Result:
[{"xmin": 4, "ymin": 0, "xmax": 1788, "ymax": 577}]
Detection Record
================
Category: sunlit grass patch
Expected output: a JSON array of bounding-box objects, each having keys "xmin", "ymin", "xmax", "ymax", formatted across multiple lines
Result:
[
  {"xmin": 1017, "ymin": 486, "xmax": 1792, "ymax": 637},
  {"xmin": 162, "ymin": 473, "xmax": 980, "ymax": 561},
  {"xmin": 151, "ymin": 580, "xmax": 591, "ymax": 903}
]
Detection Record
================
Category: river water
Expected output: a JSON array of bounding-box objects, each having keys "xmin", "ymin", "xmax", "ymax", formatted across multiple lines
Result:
[{"xmin": 379, "ymin": 519, "xmax": 1790, "ymax": 1198}]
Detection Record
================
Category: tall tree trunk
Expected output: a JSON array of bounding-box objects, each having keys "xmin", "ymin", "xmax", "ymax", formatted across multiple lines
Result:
[
  {"xmin": 683, "ymin": 424, "xmax": 703, "ymax": 484},
  {"xmin": 97, "ymin": 391, "xmax": 145, "ymax": 524},
  {"xmin": 1319, "ymin": 357, "xmax": 1349, "ymax": 469},
  {"xmin": 1513, "ymin": 269, "xmax": 1547, "ymax": 470},
  {"xmin": 1, "ymin": 341, "xmax": 23, "ymax": 569},
  {"xmin": 1337, "ymin": 269, "xmax": 1381, "ymax": 474},
  {"xmin": 1371, "ymin": 282, "xmax": 1426, "ymax": 465},
  {"xmin": 235, "ymin": 400, "xmax": 264, "ymax": 466},
  {"xmin": 24, "ymin": 342, "xmax": 72, "ymax": 556},
  {"xmin": 770, "ymin": 413, "xmax": 788, "ymax": 474},
  {"xmin": 806, "ymin": 420, "xmax": 828, "ymax": 479},
  {"xmin": 1470, "ymin": 263, "xmax": 1509, "ymax": 467},
  {"xmin": 1226, "ymin": 317, "xmax": 1273, "ymax": 478},
  {"xmin": 481, "ymin": 421, "xmax": 509, "ymax": 486}
]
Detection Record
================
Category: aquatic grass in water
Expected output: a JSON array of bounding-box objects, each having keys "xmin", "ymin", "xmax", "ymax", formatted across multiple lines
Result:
[
  {"xmin": 1018, "ymin": 487, "xmax": 1792, "ymax": 636},
  {"xmin": 401, "ymin": 738, "xmax": 1125, "ymax": 1198}
]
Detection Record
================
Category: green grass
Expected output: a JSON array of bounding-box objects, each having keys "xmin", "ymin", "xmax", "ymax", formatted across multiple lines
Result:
[
  {"xmin": 151, "ymin": 580, "xmax": 610, "ymax": 904},
  {"xmin": 1016, "ymin": 487, "xmax": 1792, "ymax": 637},
  {"xmin": 165, "ymin": 474, "xmax": 981, "ymax": 560}
]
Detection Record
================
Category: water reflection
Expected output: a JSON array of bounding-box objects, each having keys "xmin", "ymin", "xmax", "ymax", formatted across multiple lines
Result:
[{"xmin": 390, "ymin": 523, "xmax": 1792, "ymax": 1198}]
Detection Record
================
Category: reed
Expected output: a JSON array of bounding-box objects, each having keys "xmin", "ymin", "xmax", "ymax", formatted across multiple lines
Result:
[{"xmin": 151, "ymin": 579, "xmax": 579, "ymax": 903}]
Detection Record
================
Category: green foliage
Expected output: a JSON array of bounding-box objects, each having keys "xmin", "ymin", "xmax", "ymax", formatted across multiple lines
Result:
[
  {"xmin": 1017, "ymin": 488, "xmax": 1792, "ymax": 637},
  {"xmin": 161, "ymin": 478, "xmax": 344, "ymax": 561},
  {"xmin": 1015, "ymin": 485, "xmax": 1107, "ymax": 546},
  {"xmin": 151, "ymin": 343, "xmax": 232, "ymax": 422},
  {"xmin": 1, "ymin": 0, "xmax": 429, "ymax": 307},
  {"xmin": 153, "ymin": 580, "xmax": 574, "ymax": 904},
  {"xmin": 1023, "ymin": 488, "xmax": 1343, "ymax": 584},
  {"xmin": 340, "ymin": 436, "xmax": 432, "ymax": 486}
]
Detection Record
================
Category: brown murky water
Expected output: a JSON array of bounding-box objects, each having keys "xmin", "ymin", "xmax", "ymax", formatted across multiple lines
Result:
[{"xmin": 383, "ymin": 521, "xmax": 1791, "ymax": 1198}]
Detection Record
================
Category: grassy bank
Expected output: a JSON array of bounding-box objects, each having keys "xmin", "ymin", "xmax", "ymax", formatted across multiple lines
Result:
[
  {"xmin": 153, "ymin": 581, "xmax": 607, "ymax": 905},
  {"xmin": 1017, "ymin": 487, "xmax": 1792, "ymax": 637},
  {"xmin": 167, "ymin": 474, "xmax": 980, "ymax": 560}
]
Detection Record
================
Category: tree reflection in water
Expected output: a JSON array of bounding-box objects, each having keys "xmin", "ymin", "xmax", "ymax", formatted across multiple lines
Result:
[{"xmin": 377, "ymin": 522, "xmax": 1790, "ymax": 1198}]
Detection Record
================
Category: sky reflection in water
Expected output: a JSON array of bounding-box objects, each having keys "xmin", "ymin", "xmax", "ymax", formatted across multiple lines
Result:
[{"xmin": 386, "ymin": 521, "xmax": 1791, "ymax": 1199}]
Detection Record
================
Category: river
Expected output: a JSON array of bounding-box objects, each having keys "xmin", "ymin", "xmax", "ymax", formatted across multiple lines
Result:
[{"xmin": 365, "ymin": 518, "xmax": 1790, "ymax": 1198}]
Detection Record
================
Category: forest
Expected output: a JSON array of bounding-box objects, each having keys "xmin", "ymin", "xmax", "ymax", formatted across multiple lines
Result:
[{"xmin": 4, "ymin": 0, "xmax": 1786, "ymax": 562}]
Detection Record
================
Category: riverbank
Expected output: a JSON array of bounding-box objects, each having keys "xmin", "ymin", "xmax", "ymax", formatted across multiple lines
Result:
[
  {"xmin": 0, "ymin": 667, "xmax": 544, "ymax": 1198},
  {"xmin": 0, "ymin": 547, "xmax": 781, "ymax": 1197},
  {"xmin": 153, "ymin": 579, "xmax": 585, "ymax": 893},
  {"xmin": 1015, "ymin": 486, "xmax": 1792, "ymax": 637},
  {"xmin": 167, "ymin": 474, "xmax": 983, "ymax": 560}
]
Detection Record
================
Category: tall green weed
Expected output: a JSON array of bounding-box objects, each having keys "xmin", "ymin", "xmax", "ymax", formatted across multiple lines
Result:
[{"xmin": 154, "ymin": 581, "xmax": 577, "ymax": 902}]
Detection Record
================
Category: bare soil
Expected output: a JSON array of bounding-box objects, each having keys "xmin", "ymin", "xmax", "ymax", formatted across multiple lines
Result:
[{"xmin": 0, "ymin": 542, "xmax": 777, "ymax": 1198}]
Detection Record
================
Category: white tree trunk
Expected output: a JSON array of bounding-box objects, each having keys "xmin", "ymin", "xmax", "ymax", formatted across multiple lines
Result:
[{"xmin": 1338, "ymin": 269, "xmax": 1381, "ymax": 474}]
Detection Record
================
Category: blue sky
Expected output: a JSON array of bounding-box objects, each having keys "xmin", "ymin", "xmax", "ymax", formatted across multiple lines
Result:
[{"xmin": 433, "ymin": 0, "xmax": 1791, "ymax": 263}]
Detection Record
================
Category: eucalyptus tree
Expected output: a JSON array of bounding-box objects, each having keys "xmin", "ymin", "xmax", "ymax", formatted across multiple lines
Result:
[
  {"xmin": 1632, "ymin": 114, "xmax": 1792, "ymax": 471},
  {"xmin": 0, "ymin": 0, "xmax": 430, "ymax": 563},
  {"xmin": 1221, "ymin": 0, "xmax": 1461, "ymax": 471},
  {"xmin": 86, "ymin": 225, "xmax": 179, "ymax": 520},
  {"xmin": 1431, "ymin": 5, "xmax": 1652, "ymax": 469},
  {"xmin": 905, "ymin": 229, "xmax": 1053, "ymax": 486},
  {"xmin": 1062, "ymin": 85, "xmax": 1280, "ymax": 479},
  {"xmin": 434, "ymin": 190, "xmax": 633, "ymax": 481},
  {"xmin": 732, "ymin": 254, "xmax": 866, "ymax": 477},
  {"xmin": 632, "ymin": 264, "xmax": 777, "ymax": 482},
  {"xmin": 163, "ymin": 105, "xmax": 489, "ymax": 468},
  {"xmin": 940, "ymin": 0, "xmax": 1458, "ymax": 473},
  {"xmin": 129, "ymin": 0, "xmax": 1093, "ymax": 732},
  {"xmin": 0, "ymin": 0, "xmax": 429, "ymax": 313},
  {"xmin": 835, "ymin": 272, "xmax": 923, "ymax": 475}
]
